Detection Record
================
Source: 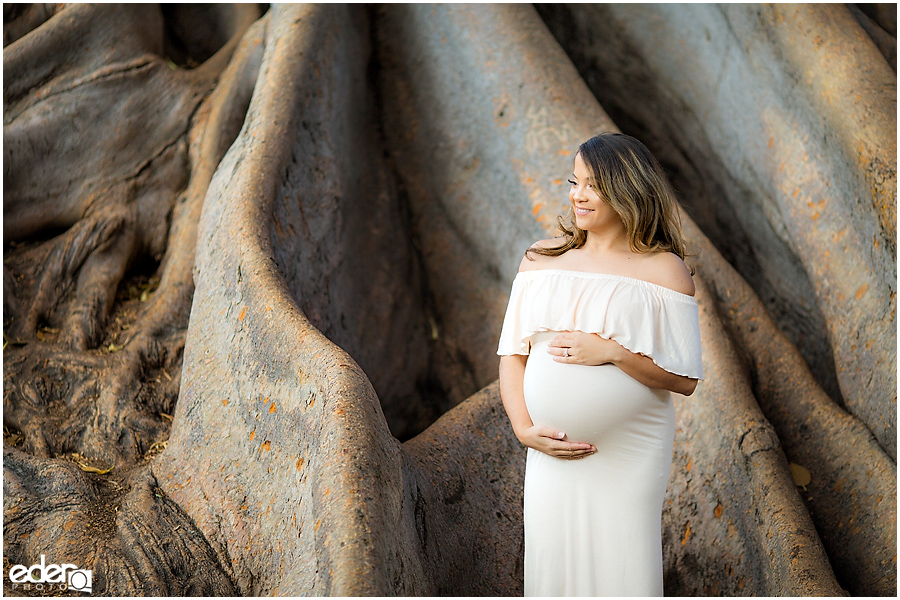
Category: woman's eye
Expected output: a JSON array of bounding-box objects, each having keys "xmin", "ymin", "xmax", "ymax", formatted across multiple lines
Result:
[{"xmin": 567, "ymin": 179, "xmax": 577, "ymax": 186}]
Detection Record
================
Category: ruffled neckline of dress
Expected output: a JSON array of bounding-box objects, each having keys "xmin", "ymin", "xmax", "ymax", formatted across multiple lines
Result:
[
  {"xmin": 497, "ymin": 268, "xmax": 704, "ymax": 379},
  {"xmin": 513, "ymin": 268, "xmax": 697, "ymax": 302}
]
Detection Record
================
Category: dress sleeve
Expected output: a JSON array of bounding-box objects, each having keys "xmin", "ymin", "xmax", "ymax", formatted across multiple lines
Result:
[
  {"xmin": 610, "ymin": 295, "xmax": 703, "ymax": 380},
  {"xmin": 497, "ymin": 274, "xmax": 530, "ymax": 356}
]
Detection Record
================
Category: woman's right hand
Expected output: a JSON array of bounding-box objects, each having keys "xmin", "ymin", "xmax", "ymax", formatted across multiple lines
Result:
[
  {"xmin": 517, "ymin": 425, "xmax": 596, "ymax": 460},
  {"xmin": 499, "ymin": 354, "xmax": 595, "ymax": 460}
]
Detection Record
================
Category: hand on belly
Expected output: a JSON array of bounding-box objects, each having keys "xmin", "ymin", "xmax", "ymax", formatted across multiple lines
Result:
[{"xmin": 517, "ymin": 424, "xmax": 596, "ymax": 460}]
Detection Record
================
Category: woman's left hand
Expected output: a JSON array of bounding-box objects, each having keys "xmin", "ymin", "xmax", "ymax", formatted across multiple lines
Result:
[
  {"xmin": 549, "ymin": 331, "xmax": 699, "ymax": 395},
  {"xmin": 548, "ymin": 331, "xmax": 624, "ymax": 366}
]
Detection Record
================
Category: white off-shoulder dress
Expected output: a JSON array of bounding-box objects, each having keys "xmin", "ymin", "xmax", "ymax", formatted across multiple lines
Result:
[{"xmin": 497, "ymin": 269, "xmax": 703, "ymax": 597}]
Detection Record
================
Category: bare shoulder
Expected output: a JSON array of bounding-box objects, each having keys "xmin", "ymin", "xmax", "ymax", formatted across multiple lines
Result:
[
  {"xmin": 642, "ymin": 252, "xmax": 695, "ymax": 296},
  {"xmin": 517, "ymin": 238, "xmax": 565, "ymax": 272}
]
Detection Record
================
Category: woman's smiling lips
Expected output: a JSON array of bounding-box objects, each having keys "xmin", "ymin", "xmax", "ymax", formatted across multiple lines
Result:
[{"xmin": 575, "ymin": 207, "xmax": 593, "ymax": 216}]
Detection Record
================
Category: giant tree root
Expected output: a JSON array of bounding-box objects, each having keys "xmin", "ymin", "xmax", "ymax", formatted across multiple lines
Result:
[
  {"xmin": 3, "ymin": 2, "xmax": 262, "ymax": 465},
  {"xmin": 4, "ymin": 3, "xmax": 264, "ymax": 595},
  {"xmin": 4, "ymin": 446, "xmax": 238, "ymax": 595},
  {"xmin": 687, "ymin": 216, "xmax": 897, "ymax": 595}
]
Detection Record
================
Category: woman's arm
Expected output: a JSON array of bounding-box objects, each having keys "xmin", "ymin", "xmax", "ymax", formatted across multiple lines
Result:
[
  {"xmin": 547, "ymin": 332, "xmax": 698, "ymax": 396},
  {"xmin": 499, "ymin": 354, "xmax": 596, "ymax": 459}
]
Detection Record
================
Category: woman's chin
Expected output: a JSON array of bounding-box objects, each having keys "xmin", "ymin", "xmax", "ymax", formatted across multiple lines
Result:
[{"xmin": 574, "ymin": 215, "xmax": 593, "ymax": 228}]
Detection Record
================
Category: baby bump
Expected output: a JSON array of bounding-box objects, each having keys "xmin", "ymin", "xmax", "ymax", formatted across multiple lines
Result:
[{"xmin": 523, "ymin": 332, "xmax": 672, "ymax": 447}]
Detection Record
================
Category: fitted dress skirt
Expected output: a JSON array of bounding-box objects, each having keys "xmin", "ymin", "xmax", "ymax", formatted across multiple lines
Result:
[{"xmin": 522, "ymin": 331, "xmax": 676, "ymax": 597}]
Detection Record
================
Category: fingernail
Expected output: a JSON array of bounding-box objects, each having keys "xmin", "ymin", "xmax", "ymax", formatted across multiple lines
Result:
[{"xmin": 558, "ymin": 432, "xmax": 565, "ymax": 438}]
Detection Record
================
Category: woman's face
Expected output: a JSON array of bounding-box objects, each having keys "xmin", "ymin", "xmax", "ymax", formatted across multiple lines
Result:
[{"xmin": 568, "ymin": 153, "xmax": 621, "ymax": 234}]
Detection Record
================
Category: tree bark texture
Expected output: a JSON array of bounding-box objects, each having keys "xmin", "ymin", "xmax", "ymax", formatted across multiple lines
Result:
[{"xmin": 4, "ymin": 3, "xmax": 895, "ymax": 597}]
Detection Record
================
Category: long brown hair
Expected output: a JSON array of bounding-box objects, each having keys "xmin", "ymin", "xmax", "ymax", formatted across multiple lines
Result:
[{"xmin": 527, "ymin": 133, "xmax": 689, "ymax": 261}]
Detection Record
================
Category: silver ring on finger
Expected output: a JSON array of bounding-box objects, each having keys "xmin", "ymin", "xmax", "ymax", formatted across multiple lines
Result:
[{"xmin": 563, "ymin": 348, "xmax": 569, "ymax": 358}]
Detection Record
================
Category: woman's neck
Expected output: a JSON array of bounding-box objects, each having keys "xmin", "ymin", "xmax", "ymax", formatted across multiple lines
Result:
[{"xmin": 582, "ymin": 227, "xmax": 629, "ymax": 255}]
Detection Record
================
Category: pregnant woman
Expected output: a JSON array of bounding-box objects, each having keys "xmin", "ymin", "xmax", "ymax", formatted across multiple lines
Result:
[{"xmin": 498, "ymin": 133, "xmax": 703, "ymax": 596}]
